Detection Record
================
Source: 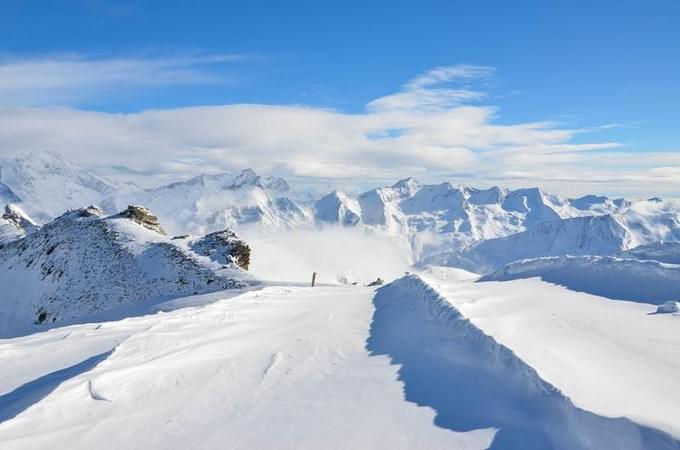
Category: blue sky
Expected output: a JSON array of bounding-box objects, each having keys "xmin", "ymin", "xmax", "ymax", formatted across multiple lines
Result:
[{"xmin": 1, "ymin": 0, "xmax": 679, "ymax": 196}]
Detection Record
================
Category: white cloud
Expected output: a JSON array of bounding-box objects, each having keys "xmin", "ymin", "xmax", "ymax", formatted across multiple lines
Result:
[
  {"xmin": 0, "ymin": 53, "xmax": 242, "ymax": 105},
  {"xmin": 368, "ymin": 64, "xmax": 493, "ymax": 112},
  {"xmin": 0, "ymin": 63, "xmax": 675, "ymax": 198}
]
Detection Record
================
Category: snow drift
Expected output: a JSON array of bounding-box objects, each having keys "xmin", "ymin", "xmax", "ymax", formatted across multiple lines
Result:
[
  {"xmin": 480, "ymin": 255, "xmax": 680, "ymax": 304},
  {"xmin": 368, "ymin": 275, "xmax": 680, "ymax": 449}
]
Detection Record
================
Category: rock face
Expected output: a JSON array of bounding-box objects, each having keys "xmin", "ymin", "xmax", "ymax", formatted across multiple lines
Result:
[
  {"xmin": 0, "ymin": 205, "xmax": 251, "ymax": 334},
  {"xmin": 115, "ymin": 205, "xmax": 166, "ymax": 235},
  {"xmin": 190, "ymin": 230, "xmax": 251, "ymax": 270}
]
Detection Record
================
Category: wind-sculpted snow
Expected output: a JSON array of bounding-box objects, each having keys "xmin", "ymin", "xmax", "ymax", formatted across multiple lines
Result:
[
  {"xmin": 368, "ymin": 275, "xmax": 680, "ymax": 449},
  {"xmin": 480, "ymin": 255, "xmax": 680, "ymax": 304},
  {"xmin": 0, "ymin": 206, "xmax": 251, "ymax": 336}
]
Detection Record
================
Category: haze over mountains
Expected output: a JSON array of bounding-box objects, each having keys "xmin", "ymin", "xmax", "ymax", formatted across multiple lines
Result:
[{"xmin": 3, "ymin": 151, "xmax": 680, "ymax": 273}]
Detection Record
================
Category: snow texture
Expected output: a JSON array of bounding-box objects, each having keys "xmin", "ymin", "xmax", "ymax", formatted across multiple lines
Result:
[{"xmin": 370, "ymin": 274, "xmax": 680, "ymax": 448}]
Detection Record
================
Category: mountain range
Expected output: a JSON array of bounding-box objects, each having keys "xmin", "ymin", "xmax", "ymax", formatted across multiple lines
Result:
[{"xmin": 3, "ymin": 151, "xmax": 680, "ymax": 278}]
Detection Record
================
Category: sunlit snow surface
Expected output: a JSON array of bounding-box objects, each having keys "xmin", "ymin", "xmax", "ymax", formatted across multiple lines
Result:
[
  {"xmin": 2, "ymin": 273, "xmax": 679, "ymax": 449},
  {"xmin": 0, "ymin": 285, "xmax": 494, "ymax": 450}
]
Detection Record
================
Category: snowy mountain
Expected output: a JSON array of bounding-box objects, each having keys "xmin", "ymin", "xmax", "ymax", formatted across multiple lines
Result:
[
  {"xmin": 447, "ymin": 214, "xmax": 634, "ymax": 273},
  {"xmin": 621, "ymin": 241, "xmax": 680, "ymax": 264},
  {"xmin": 3, "ymin": 154, "xmax": 680, "ymax": 449},
  {"xmin": 107, "ymin": 169, "xmax": 311, "ymax": 235},
  {"xmin": 314, "ymin": 191, "xmax": 361, "ymax": 226},
  {"xmin": 0, "ymin": 204, "xmax": 38, "ymax": 244},
  {"xmin": 4, "ymin": 152, "xmax": 680, "ymax": 277},
  {"xmin": 306, "ymin": 179, "xmax": 680, "ymax": 273},
  {"xmin": 0, "ymin": 152, "xmax": 122, "ymax": 223},
  {"xmin": 0, "ymin": 205, "xmax": 252, "ymax": 336},
  {"xmin": 480, "ymin": 255, "xmax": 680, "ymax": 303}
]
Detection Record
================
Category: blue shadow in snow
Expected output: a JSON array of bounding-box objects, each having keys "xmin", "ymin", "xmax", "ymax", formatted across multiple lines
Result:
[
  {"xmin": 367, "ymin": 278, "xmax": 680, "ymax": 450},
  {"xmin": 0, "ymin": 349, "xmax": 114, "ymax": 423}
]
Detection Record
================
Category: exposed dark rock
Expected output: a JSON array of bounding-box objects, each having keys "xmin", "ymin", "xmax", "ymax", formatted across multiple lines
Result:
[
  {"xmin": 191, "ymin": 229, "xmax": 251, "ymax": 270},
  {"xmin": 115, "ymin": 205, "xmax": 166, "ymax": 235}
]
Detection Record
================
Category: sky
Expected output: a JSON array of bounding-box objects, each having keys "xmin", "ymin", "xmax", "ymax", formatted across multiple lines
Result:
[{"xmin": 0, "ymin": 0, "xmax": 679, "ymax": 197}]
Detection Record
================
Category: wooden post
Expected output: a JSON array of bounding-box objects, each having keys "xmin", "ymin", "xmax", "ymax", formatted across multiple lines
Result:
[{"xmin": 311, "ymin": 272, "xmax": 317, "ymax": 287}]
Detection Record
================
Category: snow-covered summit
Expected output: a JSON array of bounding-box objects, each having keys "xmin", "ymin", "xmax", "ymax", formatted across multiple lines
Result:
[
  {"xmin": 0, "ymin": 151, "xmax": 121, "ymax": 222},
  {"xmin": 108, "ymin": 168, "xmax": 307, "ymax": 235},
  {"xmin": 314, "ymin": 191, "xmax": 362, "ymax": 226}
]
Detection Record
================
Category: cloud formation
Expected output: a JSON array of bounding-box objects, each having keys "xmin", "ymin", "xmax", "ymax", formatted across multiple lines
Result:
[
  {"xmin": 0, "ymin": 53, "xmax": 241, "ymax": 105},
  {"xmin": 0, "ymin": 62, "xmax": 676, "ymax": 197}
]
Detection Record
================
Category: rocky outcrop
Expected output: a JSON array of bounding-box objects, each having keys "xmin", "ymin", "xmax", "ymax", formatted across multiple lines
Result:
[
  {"xmin": 190, "ymin": 229, "xmax": 251, "ymax": 270},
  {"xmin": 0, "ymin": 205, "xmax": 252, "ymax": 334},
  {"xmin": 115, "ymin": 205, "xmax": 166, "ymax": 235}
]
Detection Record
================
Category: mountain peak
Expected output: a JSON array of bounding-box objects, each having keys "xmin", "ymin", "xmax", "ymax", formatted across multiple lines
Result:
[{"xmin": 391, "ymin": 177, "xmax": 421, "ymax": 195}]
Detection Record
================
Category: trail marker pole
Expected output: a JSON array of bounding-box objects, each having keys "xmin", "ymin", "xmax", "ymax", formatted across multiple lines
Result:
[{"xmin": 311, "ymin": 272, "xmax": 317, "ymax": 287}]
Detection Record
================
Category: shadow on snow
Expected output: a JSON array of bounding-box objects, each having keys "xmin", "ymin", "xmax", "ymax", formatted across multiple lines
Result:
[
  {"xmin": 366, "ymin": 277, "xmax": 680, "ymax": 450},
  {"xmin": 0, "ymin": 348, "xmax": 114, "ymax": 423}
]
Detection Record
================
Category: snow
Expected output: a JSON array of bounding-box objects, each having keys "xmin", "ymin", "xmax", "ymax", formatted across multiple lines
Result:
[
  {"xmin": 451, "ymin": 215, "xmax": 633, "ymax": 273},
  {"xmin": 0, "ymin": 285, "xmax": 494, "ymax": 450},
  {"xmin": 5, "ymin": 151, "xmax": 680, "ymax": 274},
  {"xmin": 0, "ymin": 151, "xmax": 119, "ymax": 222},
  {"xmin": 481, "ymin": 255, "xmax": 680, "ymax": 304},
  {"xmin": 421, "ymin": 268, "xmax": 680, "ymax": 440},
  {"xmin": 107, "ymin": 169, "xmax": 310, "ymax": 236},
  {"xmin": 0, "ymin": 207, "xmax": 251, "ymax": 336},
  {"xmin": 4, "ymin": 151, "xmax": 680, "ymax": 448}
]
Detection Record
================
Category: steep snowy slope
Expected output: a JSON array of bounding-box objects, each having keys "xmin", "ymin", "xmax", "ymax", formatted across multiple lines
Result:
[
  {"xmin": 0, "ymin": 152, "xmax": 122, "ymax": 222},
  {"xmin": 314, "ymin": 191, "xmax": 361, "ymax": 226},
  {"xmin": 0, "ymin": 204, "xmax": 37, "ymax": 244},
  {"xmin": 0, "ymin": 205, "xmax": 251, "ymax": 336},
  {"xmin": 618, "ymin": 199, "xmax": 680, "ymax": 245},
  {"xmin": 621, "ymin": 241, "xmax": 680, "ymax": 264},
  {"xmin": 446, "ymin": 215, "xmax": 634, "ymax": 273},
  {"xmin": 108, "ymin": 169, "xmax": 311, "ymax": 235},
  {"xmin": 481, "ymin": 255, "xmax": 680, "ymax": 303},
  {"xmin": 307, "ymin": 179, "xmax": 680, "ymax": 269}
]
